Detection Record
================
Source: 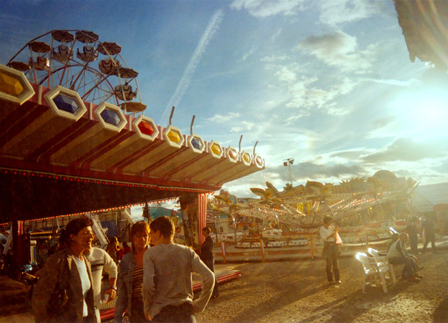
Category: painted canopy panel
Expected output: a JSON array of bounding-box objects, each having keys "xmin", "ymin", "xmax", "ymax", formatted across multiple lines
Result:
[{"xmin": 0, "ymin": 63, "xmax": 264, "ymax": 221}]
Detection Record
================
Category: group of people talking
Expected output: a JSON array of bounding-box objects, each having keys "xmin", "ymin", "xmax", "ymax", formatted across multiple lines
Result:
[{"xmin": 32, "ymin": 216, "xmax": 216, "ymax": 323}]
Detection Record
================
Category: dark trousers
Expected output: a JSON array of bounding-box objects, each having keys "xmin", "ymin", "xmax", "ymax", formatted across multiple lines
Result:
[
  {"xmin": 409, "ymin": 234, "xmax": 418, "ymax": 255},
  {"xmin": 389, "ymin": 256, "xmax": 418, "ymax": 279},
  {"xmin": 152, "ymin": 303, "xmax": 196, "ymax": 323},
  {"xmin": 202, "ymin": 257, "xmax": 219, "ymax": 297},
  {"xmin": 423, "ymin": 233, "xmax": 436, "ymax": 253},
  {"xmin": 130, "ymin": 297, "xmax": 147, "ymax": 323},
  {"xmin": 323, "ymin": 243, "xmax": 340, "ymax": 282}
]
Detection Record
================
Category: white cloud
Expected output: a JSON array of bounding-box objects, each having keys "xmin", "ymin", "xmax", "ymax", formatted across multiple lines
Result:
[
  {"xmin": 242, "ymin": 45, "xmax": 257, "ymax": 61},
  {"xmin": 271, "ymin": 28, "xmax": 282, "ymax": 42},
  {"xmin": 230, "ymin": 0, "xmax": 307, "ymax": 17},
  {"xmin": 319, "ymin": 0, "xmax": 384, "ymax": 26},
  {"xmin": 261, "ymin": 55, "xmax": 289, "ymax": 62},
  {"xmin": 327, "ymin": 105, "xmax": 351, "ymax": 116},
  {"xmin": 230, "ymin": 121, "xmax": 255, "ymax": 133},
  {"xmin": 299, "ymin": 30, "xmax": 376, "ymax": 73},
  {"xmin": 208, "ymin": 112, "xmax": 241, "ymax": 122},
  {"xmin": 284, "ymin": 76, "xmax": 357, "ymax": 115},
  {"xmin": 360, "ymin": 137, "xmax": 448, "ymax": 163},
  {"xmin": 275, "ymin": 66, "xmax": 297, "ymax": 82},
  {"xmin": 361, "ymin": 77, "xmax": 420, "ymax": 87}
]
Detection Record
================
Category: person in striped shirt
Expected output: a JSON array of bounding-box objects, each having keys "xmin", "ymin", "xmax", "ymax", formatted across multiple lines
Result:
[{"xmin": 115, "ymin": 222, "xmax": 150, "ymax": 323}]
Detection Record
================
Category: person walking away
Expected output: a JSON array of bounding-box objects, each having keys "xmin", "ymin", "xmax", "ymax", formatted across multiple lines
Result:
[
  {"xmin": 200, "ymin": 227, "xmax": 219, "ymax": 298},
  {"xmin": 84, "ymin": 245, "xmax": 118, "ymax": 322},
  {"xmin": 114, "ymin": 221, "xmax": 150, "ymax": 323},
  {"xmin": 143, "ymin": 216, "xmax": 215, "ymax": 323},
  {"xmin": 387, "ymin": 233, "xmax": 422, "ymax": 282},
  {"xmin": 32, "ymin": 216, "xmax": 96, "ymax": 323},
  {"xmin": 406, "ymin": 216, "xmax": 420, "ymax": 255},
  {"xmin": 319, "ymin": 216, "xmax": 343, "ymax": 284},
  {"xmin": 422, "ymin": 214, "xmax": 438, "ymax": 254}
]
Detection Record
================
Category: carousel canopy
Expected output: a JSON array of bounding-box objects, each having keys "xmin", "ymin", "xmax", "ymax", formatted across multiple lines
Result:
[{"xmin": 0, "ymin": 63, "xmax": 264, "ymax": 222}]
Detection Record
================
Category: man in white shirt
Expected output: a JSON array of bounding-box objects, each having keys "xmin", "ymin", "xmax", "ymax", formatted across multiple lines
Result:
[
  {"xmin": 84, "ymin": 246, "xmax": 118, "ymax": 322},
  {"xmin": 319, "ymin": 216, "xmax": 342, "ymax": 284},
  {"xmin": 387, "ymin": 233, "xmax": 422, "ymax": 282}
]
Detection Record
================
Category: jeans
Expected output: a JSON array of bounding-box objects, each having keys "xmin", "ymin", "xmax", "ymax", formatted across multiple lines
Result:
[
  {"xmin": 202, "ymin": 257, "xmax": 219, "ymax": 297},
  {"xmin": 423, "ymin": 232, "xmax": 436, "ymax": 253},
  {"xmin": 152, "ymin": 303, "xmax": 196, "ymax": 323},
  {"xmin": 130, "ymin": 296, "xmax": 147, "ymax": 323},
  {"xmin": 409, "ymin": 234, "xmax": 418, "ymax": 255},
  {"xmin": 323, "ymin": 243, "xmax": 340, "ymax": 282}
]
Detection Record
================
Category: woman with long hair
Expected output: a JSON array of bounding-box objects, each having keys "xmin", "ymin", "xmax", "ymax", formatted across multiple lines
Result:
[
  {"xmin": 32, "ymin": 216, "xmax": 96, "ymax": 323},
  {"xmin": 114, "ymin": 221, "xmax": 150, "ymax": 323}
]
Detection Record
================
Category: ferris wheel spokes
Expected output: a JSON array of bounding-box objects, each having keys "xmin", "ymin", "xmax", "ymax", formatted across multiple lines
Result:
[{"xmin": 6, "ymin": 29, "xmax": 147, "ymax": 114}]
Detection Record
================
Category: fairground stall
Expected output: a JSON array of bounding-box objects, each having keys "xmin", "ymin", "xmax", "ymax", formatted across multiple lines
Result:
[{"xmin": 0, "ymin": 29, "xmax": 264, "ymax": 319}]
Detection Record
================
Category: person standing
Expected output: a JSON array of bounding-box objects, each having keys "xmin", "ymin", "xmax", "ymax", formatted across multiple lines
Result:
[
  {"xmin": 114, "ymin": 221, "xmax": 150, "ymax": 323},
  {"xmin": 143, "ymin": 216, "xmax": 214, "ymax": 323},
  {"xmin": 406, "ymin": 216, "xmax": 420, "ymax": 255},
  {"xmin": 319, "ymin": 216, "xmax": 342, "ymax": 284},
  {"xmin": 106, "ymin": 237, "xmax": 120, "ymax": 264},
  {"xmin": 422, "ymin": 214, "xmax": 438, "ymax": 254},
  {"xmin": 84, "ymin": 245, "xmax": 118, "ymax": 323},
  {"xmin": 32, "ymin": 216, "xmax": 96, "ymax": 323},
  {"xmin": 200, "ymin": 227, "xmax": 219, "ymax": 298}
]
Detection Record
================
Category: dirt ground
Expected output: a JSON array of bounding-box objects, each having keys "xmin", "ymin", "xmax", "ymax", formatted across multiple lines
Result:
[
  {"xmin": 197, "ymin": 251, "xmax": 448, "ymax": 323},
  {"xmin": 2, "ymin": 249, "xmax": 446, "ymax": 323}
]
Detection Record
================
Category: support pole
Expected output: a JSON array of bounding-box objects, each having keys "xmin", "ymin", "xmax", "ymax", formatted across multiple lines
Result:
[{"xmin": 221, "ymin": 241, "xmax": 226, "ymax": 263}]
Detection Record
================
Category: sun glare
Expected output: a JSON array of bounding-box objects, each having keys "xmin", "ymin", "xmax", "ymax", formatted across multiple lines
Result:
[{"xmin": 392, "ymin": 89, "xmax": 448, "ymax": 136}]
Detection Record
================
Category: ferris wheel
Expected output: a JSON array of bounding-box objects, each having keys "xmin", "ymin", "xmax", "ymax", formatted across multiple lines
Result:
[{"xmin": 7, "ymin": 29, "xmax": 146, "ymax": 114}]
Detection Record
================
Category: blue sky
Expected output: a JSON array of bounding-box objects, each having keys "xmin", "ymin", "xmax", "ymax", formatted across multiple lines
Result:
[{"xmin": 1, "ymin": 0, "xmax": 448, "ymax": 202}]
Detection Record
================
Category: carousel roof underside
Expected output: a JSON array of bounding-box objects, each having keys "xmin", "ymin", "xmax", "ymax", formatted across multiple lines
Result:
[
  {"xmin": 393, "ymin": 0, "xmax": 448, "ymax": 69},
  {"xmin": 0, "ymin": 64, "xmax": 264, "ymax": 222}
]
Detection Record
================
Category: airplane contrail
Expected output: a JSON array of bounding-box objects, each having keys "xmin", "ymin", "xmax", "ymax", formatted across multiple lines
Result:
[{"xmin": 158, "ymin": 9, "xmax": 224, "ymax": 125}]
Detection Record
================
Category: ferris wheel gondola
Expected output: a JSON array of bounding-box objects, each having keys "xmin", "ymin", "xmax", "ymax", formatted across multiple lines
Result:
[
  {"xmin": 51, "ymin": 30, "xmax": 74, "ymax": 64},
  {"xmin": 29, "ymin": 41, "xmax": 51, "ymax": 71},
  {"xmin": 98, "ymin": 42, "xmax": 122, "ymax": 75},
  {"xmin": 6, "ymin": 29, "xmax": 146, "ymax": 114},
  {"xmin": 75, "ymin": 30, "xmax": 99, "ymax": 63}
]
